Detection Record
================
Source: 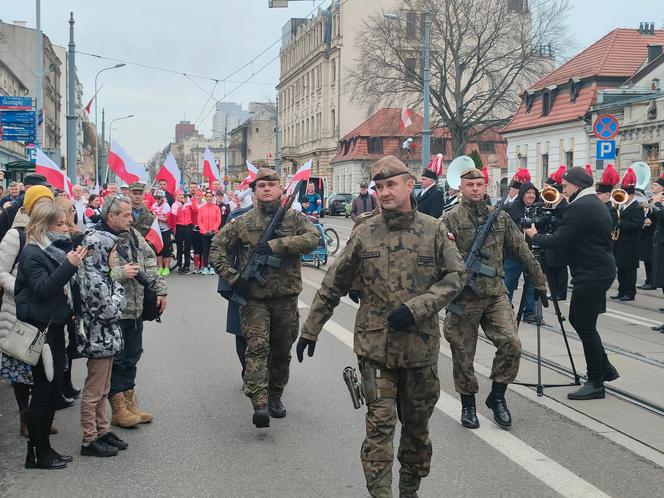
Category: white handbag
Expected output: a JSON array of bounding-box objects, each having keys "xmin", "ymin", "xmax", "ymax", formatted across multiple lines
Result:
[{"xmin": 0, "ymin": 320, "xmax": 47, "ymax": 366}]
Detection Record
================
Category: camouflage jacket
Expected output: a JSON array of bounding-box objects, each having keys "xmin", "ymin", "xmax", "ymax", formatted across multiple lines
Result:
[
  {"xmin": 131, "ymin": 204, "xmax": 155, "ymax": 238},
  {"xmin": 441, "ymin": 196, "xmax": 546, "ymax": 298},
  {"xmin": 301, "ymin": 206, "xmax": 466, "ymax": 368},
  {"xmin": 110, "ymin": 226, "xmax": 167, "ymax": 320},
  {"xmin": 209, "ymin": 200, "xmax": 319, "ymax": 301}
]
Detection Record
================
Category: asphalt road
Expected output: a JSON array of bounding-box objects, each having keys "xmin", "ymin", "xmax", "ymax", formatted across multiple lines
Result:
[{"xmin": 1, "ymin": 215, "xmax": 663, "ymax": 497}]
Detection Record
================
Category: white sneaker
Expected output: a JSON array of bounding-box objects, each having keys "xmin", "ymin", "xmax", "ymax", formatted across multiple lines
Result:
[
  {"xmin": 202, "ymin": 267, "xmax": 209, "ymax": 275},
  {"xmin": 208, "ymin": 266, "xmax": 216, "ymax": 275}
]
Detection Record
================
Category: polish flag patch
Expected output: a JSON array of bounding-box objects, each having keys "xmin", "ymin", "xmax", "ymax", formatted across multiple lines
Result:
[{"xmin": 447, "ymin": 232, "xmax": 456, "ymax": 241}]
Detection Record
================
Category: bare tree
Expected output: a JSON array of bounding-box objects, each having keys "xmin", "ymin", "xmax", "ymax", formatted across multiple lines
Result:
[{"xmin": 348, "ymin": 0, "xmax": 570, "ymax": 158}]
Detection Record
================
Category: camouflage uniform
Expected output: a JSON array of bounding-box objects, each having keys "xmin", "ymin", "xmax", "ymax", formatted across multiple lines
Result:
[
  {"xmin": 131, "ymin": 203, "xmax": 155, "ymax": 238},
  {"xmin": 210, "ymin": 200, "xmax": 319, "ymax": 407},
  {"xmin": 441, "ymin": 196, "xmax": 546, "ymax": 395},
  {"xmin": 301, "ymin": 197, "xmax": 465, "ymax": 497}
]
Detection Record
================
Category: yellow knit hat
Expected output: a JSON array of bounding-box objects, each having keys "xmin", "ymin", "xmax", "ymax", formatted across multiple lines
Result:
[{"xmin": 24, "ymin": 185, "xmax": 55, "ymax": 214}]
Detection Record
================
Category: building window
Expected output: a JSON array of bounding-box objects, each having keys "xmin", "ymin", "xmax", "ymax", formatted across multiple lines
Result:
[
  {"xmin": 405, "ymin": 58, "xmax": 417, "ymax": 82},
  {"xmin": 406, "ymin": 12, "xmax": 418, "ymax": 38},
  {"xmin": 565, "ymin": 150, "xmax": 573, "ymax": 168},
  {"xmin": 541, "ymin": 154, "xmax": 549, "ymax": 180},
  {"xmin": 368, "ymin": 137, "xmax": 383, "ymax": 154},
  {"xmin": 431, "ymin": 137, "xmax": 445, "ymax": 155},
  {"xmin": 542, "ymin": 91, "xmax": 551, "ymax": 116},
  {"xmin": 331, "ymin": 109, "xmax": 336, "ymax": 131},
  {"xmin": 507, "ymin": 0, "xmax": 528, "ymax": 13},
  {"xmin": 570, "ymin": 78, "xmax": 581, "ymax": 103},
  {"xmin": 331, "ymin": 59, "xmax": 336, "ymax": 85},
  {"xmin": 479, "ymin": 142, "xmax": 495, "ymax": 154}
]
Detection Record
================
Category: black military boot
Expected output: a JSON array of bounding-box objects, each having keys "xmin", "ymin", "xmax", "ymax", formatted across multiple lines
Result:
[
  {"xmin": 252, "ymin": 405, "xmax": 270, "ymax": 428},
  {"xmin": 567, "ymin": 382, "xmax": 605, "ymax": 400},
  {"xmin": 604, "ymin": 362, "xmax": 620, "ymax": 382},
  {"xmin": 460, "ymin": 394, "xmax": 480, "ymax": 429},
  {"xmin": 268, "ymin": 393, "xmax": 286, "ymax": 418},
  {"xmin": 485, "ymin": 382, "xmax": 512, "ymax": 429},
  {"xmin": 399, "ymin": 489, "xmax": 419, "ymax": 498}
]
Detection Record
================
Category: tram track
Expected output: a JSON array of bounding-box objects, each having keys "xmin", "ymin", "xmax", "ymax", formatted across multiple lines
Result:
[{"xmin": 305, "ymin": 262, "xmax": 664, "ymax": 421}]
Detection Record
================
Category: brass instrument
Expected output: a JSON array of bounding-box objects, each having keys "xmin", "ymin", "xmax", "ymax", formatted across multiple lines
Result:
[
  {"xmin": 611, "ymin": 188, "xmax": 629, "ymax": 240},
  {"xmin": 540, "ymin": 185, "xmax": 561, "ymax": 208}
]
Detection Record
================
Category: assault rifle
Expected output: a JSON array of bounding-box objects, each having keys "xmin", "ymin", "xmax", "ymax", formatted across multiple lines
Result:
[
  {"xmin": 446, "ymin": 196, "xmax": 507, "ymax": 316},
  {"xmin": 230, "ymin": 181, "xmax": 304, "ymax": 306}
]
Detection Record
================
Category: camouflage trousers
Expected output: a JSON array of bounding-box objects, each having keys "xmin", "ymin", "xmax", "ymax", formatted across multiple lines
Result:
[
  {"xmin": 358, "ymin": 358, "xmax": 440, "ymax": 498},
  {"xmin": 443, "ymin": 293, "xmax": 521, "ymax": 394},
  {"xmin": 240, "ymin": 296, "xmax": 299, "ymax": 407}
]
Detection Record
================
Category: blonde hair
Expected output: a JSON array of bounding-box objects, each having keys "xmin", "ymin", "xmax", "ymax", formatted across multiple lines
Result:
[
  {"xmin": 55, "ymin": 196, "xmax": 78, "ymax": 233},
  {"xmin": 25, "ymin": 203, "xmax": 67, "ymax": 245}
]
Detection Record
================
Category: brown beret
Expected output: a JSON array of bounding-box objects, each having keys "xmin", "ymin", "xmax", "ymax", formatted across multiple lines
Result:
[
  {"xmin": 371, "ymin": 155, "xmax": 409, "ymax": 181},
  {"xmin": 459, "ymin": 168, "xmax": 484, "ymax": 180},
  {"xmin": 250, "ymin": 168, "xmax": 280, "ymax": 188}
]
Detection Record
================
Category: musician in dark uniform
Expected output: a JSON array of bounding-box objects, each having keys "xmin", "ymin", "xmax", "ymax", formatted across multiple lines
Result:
[
  {"xmin": 595, "ymin": 164, "xmax": 620, "ymax": 230},
  {"xmin": 649, "ymin": 175, "xmax": 664, "ymax": 332},
  {"xmin": 417, "ymin": 169, "xmax": 444, "ymax": 218},
  {"xmin": 611, "ymin": 168, "xmax": 645, "ymax": 302}
]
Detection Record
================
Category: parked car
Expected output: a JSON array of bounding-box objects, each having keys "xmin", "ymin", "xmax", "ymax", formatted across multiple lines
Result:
[
  {"xmin": 345, "ymin": 194, "xmax": 359, "ymax": 218},
  {"xmin": 328, "ymin": 193, "xmax": 353, "ymax": 216}
]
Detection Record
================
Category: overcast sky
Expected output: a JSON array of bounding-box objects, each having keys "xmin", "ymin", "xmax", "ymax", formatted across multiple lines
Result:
[{"xmin": 0, "ymin": 0, "xmax": 661, "ymax": 163}]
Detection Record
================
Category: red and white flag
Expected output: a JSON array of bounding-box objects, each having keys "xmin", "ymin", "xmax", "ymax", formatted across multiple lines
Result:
[
  {"xmin": 427, "ymin": 153, "xmax": 444, "ymax": 177},
  {"xmin": 156, "ymin": 152, "xmax": 181, "ymax": 194},
  {"xmin": 144, "ymin": 217, "xmax": 164, "ymax": 253},
  {"xmin": 400, "ymin": 107, "xmax": 413, "ymax": 131},
  {"xmin": 246, "ymin": 160, "xmax": 259, "ymax": 181},
  {"xmin": 368, "ymin": 180, "xmax": 376, "ymax": 196},
  {"xmin": 286, "ymin": 160, "xmax": 312, "ymax": 191},
  {"xmin": 202, "ymin": 147, "xmax": 221, "ymax": 185},
  {"xmin": 35, "ymin": 148, "xmax": 73, "ymax": 198},
  {"xmin": 108, "ymin": 141, "xmax": 144, "ymax": 185}
]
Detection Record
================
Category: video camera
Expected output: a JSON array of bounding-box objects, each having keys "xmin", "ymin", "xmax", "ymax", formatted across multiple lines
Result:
[{"xmin": 519, "ymin": 203, "xmax": 555, "ymax": 233}]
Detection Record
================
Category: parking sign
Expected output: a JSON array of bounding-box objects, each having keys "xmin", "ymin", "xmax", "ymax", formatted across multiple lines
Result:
[{"xmin": 596, "ymin": 140, "xmax": 616, "ymax": 160}]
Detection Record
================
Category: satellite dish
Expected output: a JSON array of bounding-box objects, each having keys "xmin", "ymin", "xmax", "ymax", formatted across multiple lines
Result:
[{"xmin": 446, "ymin": 156, "xmax": 476, "ymax": 190}]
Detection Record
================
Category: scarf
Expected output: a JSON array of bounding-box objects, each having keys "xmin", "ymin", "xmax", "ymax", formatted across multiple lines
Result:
[{"xmin": 42, "ymin": 231, "xmax": 75, "ymax": 308}]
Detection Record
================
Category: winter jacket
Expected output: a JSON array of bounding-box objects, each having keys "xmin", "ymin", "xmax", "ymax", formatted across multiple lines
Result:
[
  {"xmin": 172, "ymin": 200, "xmax": 198, "ymax": 226},
  {"xmin": 0, "ymin": 209, "xmax": 29, "ymax": 340},
  {"xmin": 198, "ymin": 203, "xmax": 222, "ymax": 235},
  {"xmin": 351, "ymin": 193, "xmax": 378, "ymax": 220},
  {"xmin": 15, "ymin": 241, "xmax": 78, "ymax": 328},
  {"xmin": 84, "ymin": 206, "xmax": 102, "ymax": 228},
  {"xmin": 110, "ymin": 225, "xmax": 167, "ymax": 320},
  {"xmin": 131, "ymin": 204, "xmax": 156, "ymax": 238},
  {"xmin": 77, "ymin": 229, "xmax": 126, "ymax": 358}
]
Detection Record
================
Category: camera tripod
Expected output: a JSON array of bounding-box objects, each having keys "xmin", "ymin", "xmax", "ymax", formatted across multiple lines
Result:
[{"xmin": 514, "ymin": 247, "xmax": 581, "ymax": 396}]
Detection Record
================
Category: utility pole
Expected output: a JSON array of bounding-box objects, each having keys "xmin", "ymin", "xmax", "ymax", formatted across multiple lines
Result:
[
  {"xmin": 66, "ymin": 12, "xmax": 77, "ymax": 180},
  {"xmin": 223, "ymin": 114, "xmax": 228, "ymax": 180},
  {"xmin": 275, "ymin": 93, "xmax": 281, "ymax": 174},
  {"xmin": 34, "ymin": 0, "xmax": 43, "ymax": 148},
  {"xmin": 421, "ymin": 12, "xmax": 431, "ymax": 170},
  {"xmin": 100, "ymin": 108, "xmax": 106, "ymax": 184}
]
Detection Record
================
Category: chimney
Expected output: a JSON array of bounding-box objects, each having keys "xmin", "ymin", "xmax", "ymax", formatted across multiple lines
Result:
[
  {"xmin": 12, "ymin": 20, "xmax": 27, "ymax": 27},
  {"xmin": 648, "ymin": 44, "xmax": 663, "ymax": 63}
]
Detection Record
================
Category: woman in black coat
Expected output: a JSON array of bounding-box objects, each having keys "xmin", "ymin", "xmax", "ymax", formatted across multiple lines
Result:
[{"xmin": 14, "ymin": 203, "xmax": 87, "ymax": 469}]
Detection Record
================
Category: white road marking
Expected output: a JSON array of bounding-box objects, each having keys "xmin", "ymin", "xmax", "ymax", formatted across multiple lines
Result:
[
  {"xmin": 559, "ymin": 302, "xmax": 662, "ymax": 326},
  {"xmin": 298, "ymin": 299, "xmax": 310, "ymax": 309},
  {"xmin": 321, "ymin": 320, "xmax": 611, "ymax": 498}
]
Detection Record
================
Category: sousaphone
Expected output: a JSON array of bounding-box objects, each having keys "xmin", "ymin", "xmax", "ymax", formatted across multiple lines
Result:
[{"xmin": 446, "ymin": 156, "xmax": 476, "ymax": 190}]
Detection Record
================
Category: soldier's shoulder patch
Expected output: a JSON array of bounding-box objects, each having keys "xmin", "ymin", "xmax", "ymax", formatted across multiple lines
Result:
[
  {"xmin": 447, "ymin": 232, "xmax": 455, "ymax": 241},
  {"xmin": 230, "ymin": 218, "xmax": 238, "ymax": 224}
]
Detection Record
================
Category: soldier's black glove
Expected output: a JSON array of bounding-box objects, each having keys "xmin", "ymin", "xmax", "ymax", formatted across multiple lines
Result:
[
  {"xmin": 387, "ymin": 304, "xmax": 415, "ymax": 331},
  {"xmin": 254, "ymin": 242, "xmax": 273, "ymax": 256},
  {"xmin": 348, "ymin": 289, "xmax": 362, "ymax": 303},
  {"xmin": 534, "ymin": 288, "xmax": 549, "ymax": 308},
  {"xmin": 232, "ymin": 277, "xmax": 250, "ymax": 298},
  {"xmin": 296, "ymin": 337, "xmax": 316, "ymax": 362}
]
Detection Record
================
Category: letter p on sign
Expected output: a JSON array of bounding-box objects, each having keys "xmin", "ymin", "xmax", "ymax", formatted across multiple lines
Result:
[{"xmin": 596, "ymin": 140, "xmax": 616, "ymax": 160}]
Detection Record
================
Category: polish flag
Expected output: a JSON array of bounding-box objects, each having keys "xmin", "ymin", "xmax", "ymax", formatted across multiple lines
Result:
[
  {"xmin": 144, "ymin": 217, "xmax": 164, "ymax": 254},
  {"xmin": 286, "ymin": 159, "xmax": 312, "ymax": 191},
  {"xmin": 202, "ymin": 147, "xmax": 220, "ymax": 185},
  {"xmin": 108, "ymin": 141, "xmax": 144, "ymax": 185},
  {"xmin": 427, "ymin": 153, "xmax": 444, "ymax": 177},
  {"xmin": 35, "ymin": 148, "xmax": 73, "ymax": 198},
  {"xmin": 400, "ymin": 107, "xmax": 413, "ymax": 131},
  {"xmin": 368, "ymin": 180, "xmax": 376, "ymax": 196},
  {"xmin": 156, "ymin": 152, "xmax": 181, "ymax": 194},
  {"xmin": 246, "ymin": 160, "xmax": 259, "ymax": 181}
]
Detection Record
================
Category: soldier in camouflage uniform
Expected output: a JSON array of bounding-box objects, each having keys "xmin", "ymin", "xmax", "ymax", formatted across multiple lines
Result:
[
  {"xmin": 210, "ymin": 168, "xmax": 319, "ymax": 428},
  {"xmin": 127, "ymin": 182, "xmax": 155, "ymax": 238},
  {"xmin": 441, "ymin": 168, "xmax": 547, "ymax": 430},
  {"xmin": 298, "ymin": 156, "xmax": 465, "ymax": 498}
]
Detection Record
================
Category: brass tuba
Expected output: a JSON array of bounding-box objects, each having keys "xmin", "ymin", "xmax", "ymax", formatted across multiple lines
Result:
[
  {"xmin": 540, "ymin": 186, "xmax": 560, "ymax": 208},
  {"xmin": 611, "ymin": 188, "xmax": 629, "ymax": 240}
]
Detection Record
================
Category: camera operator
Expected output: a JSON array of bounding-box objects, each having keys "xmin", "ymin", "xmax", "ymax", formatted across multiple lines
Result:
[
  {"xmin": 525, "ymin": 167, "xmax": 620, "ymax": 400},
  {"xmin": 505, "ymin": 181, "xmax": 539, "ymax": 323},
  {"xmin": 99, "ymin": 195, "xmax": 168, "ymax": 427}
]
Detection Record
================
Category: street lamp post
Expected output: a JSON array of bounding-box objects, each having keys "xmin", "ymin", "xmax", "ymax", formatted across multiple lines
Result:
[
  {"xmin": 385, "ymin": 12, "xmax": 431, "ymax": 170},
  {"xmin": 94, "ymin": 63, "xmax": 125, "ymax": 186},
  {"xmin": 105, "ymin": 114, "xmax": 135, "ymax": 184}
]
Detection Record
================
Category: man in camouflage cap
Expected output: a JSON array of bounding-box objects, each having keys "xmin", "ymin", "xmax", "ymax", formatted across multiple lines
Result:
[
  {"xmin": 297, "ymin": 155, "xmax": 466, "ymax": 498},
  {"xmin": 210, "ymin": 167, "xmax": 319, "ymax": 428},
  {"xmin": 441, "ymin": 167, "xmax": 547, "ymax": 430},
  {"xmin": 127, "ymin": 182, "xmax": 156, "ymax": 238}
]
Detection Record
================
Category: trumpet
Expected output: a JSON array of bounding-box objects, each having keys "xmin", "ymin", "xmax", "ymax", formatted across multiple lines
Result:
[
  {"xmin": 611, "ymin": 188, "xmax": 629, "ymax": 240},
  {"xmin": 541, "ymin": 186, "xmax": 561, "ymax": 208}
]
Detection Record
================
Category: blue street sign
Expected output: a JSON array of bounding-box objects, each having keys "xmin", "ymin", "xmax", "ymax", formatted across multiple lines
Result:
[
  {"xmin": 0, "ymin": 96, "xmax": 33, "ymax": 110},
  {"xmin": 596, "ymin": 140, "xmax": 616, "ymax": 160},
  {"xmin": 1, "ymin": 110, "xmax": 36, "ymax": 124},
  {"xmin": 26, "ymin": 145, "xmax": 37, "ymax": 163}
]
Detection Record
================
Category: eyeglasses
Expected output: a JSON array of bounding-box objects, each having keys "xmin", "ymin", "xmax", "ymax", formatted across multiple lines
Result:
[{"xmin": 106, "ymin": 193, "xmax": 128, "ymax": 215}]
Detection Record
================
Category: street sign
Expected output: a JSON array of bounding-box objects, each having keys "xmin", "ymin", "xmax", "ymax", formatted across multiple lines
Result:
[
  {"xmin": 1, "ymin": 110, "xmax": 36, "ymax": 124},
  {"xmin": 26, "ymin": 145, "xmax": 37, "ymax": 163},
  {"xmin": 0, "ymin": 96, "xmax": 33, "ymax": 111},
  {"xmin": 596, "ymin": 140, "xmax": 616, "ymax": 160},
  {"xmin": 593, "ymin": 114, "xmax": 619, "ymax": 140}
]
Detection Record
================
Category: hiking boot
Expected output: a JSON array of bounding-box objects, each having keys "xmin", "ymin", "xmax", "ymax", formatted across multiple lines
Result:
[
  {"xmin": 485, "ymin": 382, "xmax": 512, "ymax": 429},
  {"xmin": 268, "ymin": 394, "xmax": 286, "ymax": 418},
  {"xmin": 252, "ymin": 405, "xmax": 270, "ymax": 428},
  {"xmin": 567, "ymin": 382, "xmax": 605, "ymax": 400},
  {"xmin": 124, "ymin": 389, "xmax": 153, "ymax": 423},
  {"xmin": 99, "ymin": 431, "xmax": 128, "ymax": 450},
  {"xmin": 109, "ymin": 393, "xmax": 141, "ymax": 428},
  {"xmin": 460, "ymin": 394, "xmax": 479, "ymax": 429},
  {"xmin": 80, "ymin": 439, "xmax": 119, "ymax": 457}
]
